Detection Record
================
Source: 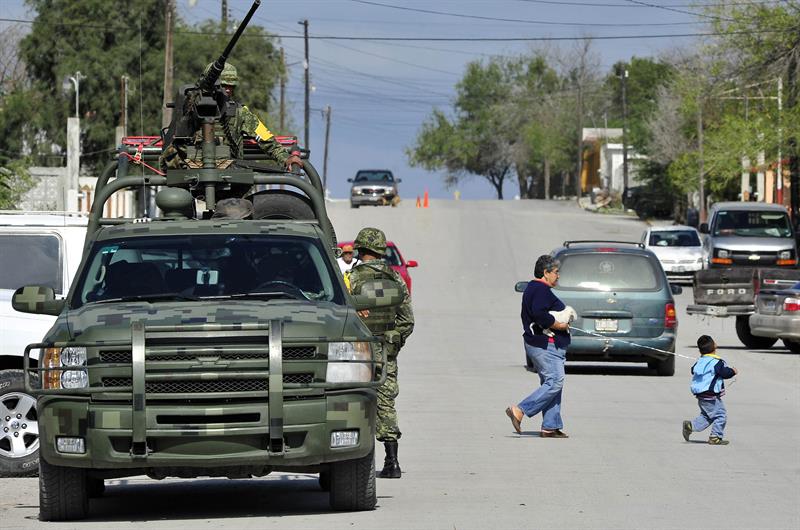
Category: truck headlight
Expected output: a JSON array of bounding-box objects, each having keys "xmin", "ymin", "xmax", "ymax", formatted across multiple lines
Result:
[
  {"xmin": 778, "ymin": 250, "xmax": 792, "ymax": 260},
  {"xmin": 717, "ymin": 249, "xmax": 730, "ymax": 259},
  {"xmin": 42, "ymin": 346, "xmax": 88, "ymax": 389},
  {"xmin": 326, "ymin": 342, "xmax": 372, "ymax": 383}
]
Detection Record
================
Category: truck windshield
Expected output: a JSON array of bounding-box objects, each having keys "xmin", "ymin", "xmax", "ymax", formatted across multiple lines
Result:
[
  {"xmin": 72, "ymin": 235, "xmax": 343, "ymax": 309},
  {"xmin": 557, "ymin": 253, "xmax": 660, "ymax": 291},
  {"xmin": 354, "ymin": 171, "xmax": 394, "ymax": 183},
  {"xmin": 713, "ymin": 210, "xmax": 793, "ymax": 238}
]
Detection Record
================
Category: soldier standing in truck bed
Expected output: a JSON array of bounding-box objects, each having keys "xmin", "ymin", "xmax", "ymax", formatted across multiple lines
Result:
[
  {"xmin": 345, "ymin": 227, "xmax": 414, "ymax": 478},
  {"xmin": 162, "ymin": 63, "xmax": 302, "ymax": 171}
]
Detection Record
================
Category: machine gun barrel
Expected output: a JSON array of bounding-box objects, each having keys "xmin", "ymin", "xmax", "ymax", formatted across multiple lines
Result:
[{"xmin": 198, "ymin": 0, "xmax": 262, "ymax": 91}]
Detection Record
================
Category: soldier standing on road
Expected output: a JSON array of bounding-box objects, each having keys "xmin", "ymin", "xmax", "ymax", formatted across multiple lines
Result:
[
  {"xmin": 162, "ymin": 63, "xmax": 302, "ymax": 171},
  {"xmin": 345, "ymin": 228, "xmax": 414, "ymax": 478}
]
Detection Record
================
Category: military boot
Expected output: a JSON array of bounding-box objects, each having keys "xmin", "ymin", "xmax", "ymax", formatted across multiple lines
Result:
[{"xmin": 379, "ymin": 441, "xmax": 401, "ymax": 478}]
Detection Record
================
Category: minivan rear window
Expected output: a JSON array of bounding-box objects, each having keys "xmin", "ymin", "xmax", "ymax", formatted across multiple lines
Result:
[
  {"xmin": 557, "ymin": 253, "xmax": 660, "ymax": 291},
  {"xmin": 0, "ymin": 234, "xmax": 63, "ymax": 293}
]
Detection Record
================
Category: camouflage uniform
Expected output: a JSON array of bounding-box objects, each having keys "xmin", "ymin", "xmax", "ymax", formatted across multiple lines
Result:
[
  {"xmin": 345, "ymin": 228, "xmax": 414, "ymax": 443},
  {"xmin": 162, "ymin": 63, "xmax": 289, "ymax": 169}
]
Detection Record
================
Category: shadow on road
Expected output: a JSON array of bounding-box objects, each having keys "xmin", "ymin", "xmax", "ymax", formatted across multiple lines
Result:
[
  {"xmin": 564, "ymin": 364, "xmax": 659, "ymax": 377},
  {"xmin": 712, "ymin": 344, "xmax": 796, "ymax": 355},
  {"xmin": 62, "ymin": 474, "xmax": 351, "ymax": 521}
]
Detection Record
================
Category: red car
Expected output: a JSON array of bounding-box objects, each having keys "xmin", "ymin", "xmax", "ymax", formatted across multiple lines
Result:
[{"xmin": 338, "ymin": 240, "xmax": 418, "ymax": 294}]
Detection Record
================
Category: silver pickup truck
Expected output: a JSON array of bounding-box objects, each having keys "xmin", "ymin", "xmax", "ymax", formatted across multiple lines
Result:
[{"xmin": 687, "ymin": 202, "xmax": 799, "ymax": 348}]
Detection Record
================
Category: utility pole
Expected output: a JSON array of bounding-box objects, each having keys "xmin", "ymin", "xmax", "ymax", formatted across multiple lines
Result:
[
  {"xmin": 621, "ymin": 68, "xmax": 629, "ymax": 204},
  {"xmin": 698, "ymin": 97, "xmax": 706, "ymax": 223},
  {"xmin": 575, "ymin": 83, "xmax": 583, "ymax": 198},
  {"xmin": 787, "ymin": 51, "xmax": 799, "ymax": 220},
  {"xmin": 161, "ymin": 0, "xmax": 175, "ymax": 129},
  {"xmin": 299, "ymin": 19, "xmax": 310, "ymax": 149},
  {"xmin": 777, "ymin": 76, "xmax": 783, "ymax": 206},
  {"xmin": 323, "ymin": 105, "xmax": 332, "ymax": 190},
  {"xmin": 221, "ymin": 0, "xmax": 228, "ymax": 30},
  {"xmin": 280, "ymin": 47, "xmax": 286, "ymax": 131}
]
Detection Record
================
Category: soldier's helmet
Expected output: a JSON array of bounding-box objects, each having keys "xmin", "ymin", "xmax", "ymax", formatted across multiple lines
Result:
[
  {"xmin": 353, "ymin": 227, "xmax": 386, "ymax": 256},
  {"xmin": 206, "ymin": 62, "xmax": 239, "ymax": 86}
]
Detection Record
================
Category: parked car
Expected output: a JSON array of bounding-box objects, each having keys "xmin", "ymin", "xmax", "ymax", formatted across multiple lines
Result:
[
  {"xmin": 641, "ymin": 225, "xmax": 704, "ymax": 284},
  {"xmin": 0, "ymin": 212, "xmax": 87, "ymax": 477},
  {"xmin": 338, "ymin": 240, "xmax": 417, "ymax": 294},
  {"xmin": 515, "ymin": 241, "xmax": 681, "ymax": 375},
  {"xmin": 348, "ymin": 170, "xmax": 401, "ymax": 208},
  {"xmin": 749, "ymin": 281, "xmax": 800, "ymax": 353}
]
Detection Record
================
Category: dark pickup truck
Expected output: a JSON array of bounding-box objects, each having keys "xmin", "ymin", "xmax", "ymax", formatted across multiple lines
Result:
[{"xmin": 686, "ymin": 202, "xmax": 799, "ymax": 348}]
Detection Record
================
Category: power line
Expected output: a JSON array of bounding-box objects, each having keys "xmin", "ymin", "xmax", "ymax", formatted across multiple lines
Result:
[
  {"xmin": 621, "ymin": 0, "xmax": 733, "ymax": 21},
  {"xmin": 350, "ymin": 0, "xmax": 707, "ymax": 27},
  {"xmin": 0, "ymin": 18, "xmax": 790, "ymax": 42},
  {"xmin": 512, "ymin": 0, "xmax": 783, "ymax": 7}
]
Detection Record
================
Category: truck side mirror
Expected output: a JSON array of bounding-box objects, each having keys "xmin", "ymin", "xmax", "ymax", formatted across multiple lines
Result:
[
  {"xmin": 12, "ymin": 285, "xmax": 65, "ymax": 316},
  {"xmin": 514, "ymin": 281, "xmax": 528, "ymax": 293},
  {"xmin": 347, "ymin": 178, "xmax": 353, "ymax": 183},
  {"xmin": 670, "ymin": 284, "xmax": 683, "ymax": 295},
  {"xmin": 699, "ymin": 223, "xmax": 709, "ymax": 234},
  {"xmin": 351, "ymin": 279, "xmax": 405, "ymax": 311}
]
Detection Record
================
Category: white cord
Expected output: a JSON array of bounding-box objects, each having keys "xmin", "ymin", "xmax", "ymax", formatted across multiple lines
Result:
[{"xmin": 568, "ymin": 325, "xmax": 696, "ymax": 360}]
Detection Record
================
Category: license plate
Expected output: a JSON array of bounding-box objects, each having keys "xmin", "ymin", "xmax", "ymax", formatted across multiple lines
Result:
[
  {"xmin": 675, "ymin": 266, "xmax": 685, "ymax": 272},
  {"xmin": 595, "ymin": 319, "xmax": 618, "ymax": 332},
  {"xmin": 764, "ymin": 301, "xmax": 776, "ymax": 311}
]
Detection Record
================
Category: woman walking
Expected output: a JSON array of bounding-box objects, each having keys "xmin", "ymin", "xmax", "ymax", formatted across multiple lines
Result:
[{"xmin": 506, "ymin": 255, "xmax": 571, "ymax": 438}]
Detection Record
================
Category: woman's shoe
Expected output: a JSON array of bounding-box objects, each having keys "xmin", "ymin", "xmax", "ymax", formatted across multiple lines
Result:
[
  {"xmin": 505, "ymin": 406, "xmax": 523, "ymax": 434},
  {"xmin": 541, "ymin": 429, "xmax": 569, "ymax": 438}
]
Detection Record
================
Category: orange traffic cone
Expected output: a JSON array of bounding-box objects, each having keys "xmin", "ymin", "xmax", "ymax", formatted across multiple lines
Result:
[
  {"xmin": 423, "ymin": 189, "xmax": 429, "ymax": 208},
  {"xmin": 416, "ymin": 196, "xmax": 421, "ymax": 208}
]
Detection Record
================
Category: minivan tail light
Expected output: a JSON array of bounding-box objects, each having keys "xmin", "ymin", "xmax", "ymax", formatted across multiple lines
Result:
[
  {"xmin": 665, "ymin": 303, "xmax": 677, "ymax": 329},
  {"xmin": 784, "ymin": 298, "xmax": 800, "ymax": 312}
]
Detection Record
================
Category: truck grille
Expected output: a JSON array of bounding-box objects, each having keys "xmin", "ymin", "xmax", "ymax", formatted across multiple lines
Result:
[
  {"xmin": 99, "ymin": 346, "xmax": 316, "ymax": 363},
  {"xmin": 100, "ymin": 373, "xmax": 313, "ymax": 393}
]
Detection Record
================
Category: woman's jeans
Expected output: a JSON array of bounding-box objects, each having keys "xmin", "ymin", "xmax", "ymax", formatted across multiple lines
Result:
[
  {"xmin": 519, "ymin": 342, "xmax": 566, "ymax": 430},
  {"xmin": 692, "ymin": 397, "xmax": 727, "ymax": 438}
]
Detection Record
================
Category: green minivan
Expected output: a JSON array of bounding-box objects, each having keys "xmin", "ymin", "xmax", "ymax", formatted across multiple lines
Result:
[{"xmin": 517, "ymin": 241, "xmax": 681, "ymax": 376}]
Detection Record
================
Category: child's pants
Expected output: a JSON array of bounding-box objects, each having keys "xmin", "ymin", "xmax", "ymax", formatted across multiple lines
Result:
[{"xmin": 692, "ymin": 397, "xmax": 727, "ymax": 438}]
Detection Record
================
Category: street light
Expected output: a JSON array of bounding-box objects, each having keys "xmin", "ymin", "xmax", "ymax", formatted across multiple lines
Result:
[
  {"xmin": 620, "ymin": 68, "xmax": 629, "ymax": 205},
  {"xmin": 62, "ymin": 71, "xmax": 84, "ymax": 118}
]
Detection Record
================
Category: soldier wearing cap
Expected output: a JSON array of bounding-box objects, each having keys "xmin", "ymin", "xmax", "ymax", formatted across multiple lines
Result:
[
  {"xmin": 163, "ymin": 63, "xmax": 302, "ymax": 171},
  {"xmin": 344, "ymin": 228, "xmax": 414, "ymax": 478}
]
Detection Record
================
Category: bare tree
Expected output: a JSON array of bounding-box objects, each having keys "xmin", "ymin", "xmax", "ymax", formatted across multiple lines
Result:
[{"xmin": 0, "ymin": 26, "xmax": 27, "ymax": 93}]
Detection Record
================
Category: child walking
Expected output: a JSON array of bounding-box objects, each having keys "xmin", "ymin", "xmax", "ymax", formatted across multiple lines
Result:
[{"xmin": 683, "ymin": 335, "xmax": 738, "ymax": 445}]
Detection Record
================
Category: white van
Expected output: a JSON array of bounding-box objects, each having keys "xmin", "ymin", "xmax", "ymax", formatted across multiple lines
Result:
[{"xmin": 0, "ymin": 212, "xmax": 86, "ymax": 476}]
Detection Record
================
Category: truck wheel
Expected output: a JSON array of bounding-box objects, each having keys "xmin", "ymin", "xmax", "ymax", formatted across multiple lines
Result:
[
  {"xmin": 655, "ymin": 356, "xmax": 675, "ymax": 377},
  {"xmin": 39, "ymin": 458, "xmax": 89, "ymax": 521},
  {"xmin": 735, "ymin": 316, "xmax": 778, "ymax": 349},
  {"xmin": 87, "ymin": 477, "xmax": 105, "ymax": 498},
  {"xmin": 252, "ymin": 190, "xmax": 314, "ymax": 220},
  {"xmin": 0, "ymin": 370, "xmax": 40, "ymax": 477},
  {"xmin": 350, "ymin": 203, "xmax": 359, "ymax": 209},
  {"xmin": 784, "ymin": 340, "xmax": 800, "ymax": 354},
  {"xmin": 319, "ymin": 469, "xmax": 331, "ymax": 491},
  {"xmin": 329, "ymin": 449, "xmax": 376, "ymax": 511}
]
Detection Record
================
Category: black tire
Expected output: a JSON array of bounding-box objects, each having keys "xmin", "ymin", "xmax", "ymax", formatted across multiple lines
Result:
[
  {"xmin": 0, "ymin": 369, "xmax": 40, "ymax": 477},
  {"xmin": 655, "ymin": 355, "xmax": 675, "ymax": 377},
  {"xmin": 87, "ymin": 476, "xmax": 105, "ymax": 498},
  {"xmin": 252, "ymin": 190, "xmax": 315, "ymax": 220},
  {"xmin": 735, "ymin": 315, "xmax": 778, "ymax": 349},
  {"xmin": 350, "ymin": 203, "xmax": 359, "ymax": 209},
  {"xmin": 784, "ymin": 339, "xmax": 800, "ymax": 354},
  {"xmin": 319, "ymin": 469, "xmax": 331, "ymax": 491},
  {"xmin": 39, "ymin": 458, "xmax": 88, "ymax": 521},
  {"xmin": 329, "ymin": 449, "xmax": 376, "ymax": 511}
]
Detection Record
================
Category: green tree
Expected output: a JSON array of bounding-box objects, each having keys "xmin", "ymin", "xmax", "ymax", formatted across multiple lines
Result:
[
  {"xmin": 13, "ymin": 0, "xmax": 285, "ymax": 173},
  {"xmin": 407, "ymin": 59, "xmax": 513, "ymax": 199},
  {"xmin": 0, "ymin": 157, "xmax": 35, "ymax": 209}
]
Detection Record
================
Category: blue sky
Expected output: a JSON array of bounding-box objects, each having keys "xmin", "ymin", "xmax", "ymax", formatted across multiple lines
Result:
[{"xmin": 4, "ymin": 0, "xmax": 718, "ymax": 199}]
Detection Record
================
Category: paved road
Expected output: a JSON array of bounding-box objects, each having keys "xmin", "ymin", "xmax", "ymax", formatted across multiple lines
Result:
[{"xmin": 2, "ymin": 199, "xmax": 799, "ymax": 529}]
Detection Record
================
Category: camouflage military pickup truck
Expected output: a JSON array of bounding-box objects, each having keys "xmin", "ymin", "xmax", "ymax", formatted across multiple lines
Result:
[{"xmin": 10, "ymin": 4, "xmax": 402, "ymax": 518}]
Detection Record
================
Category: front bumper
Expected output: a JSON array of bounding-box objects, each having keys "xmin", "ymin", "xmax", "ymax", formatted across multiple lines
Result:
[
  {"xmin": 38, "ymin": 392, "xmax": 375, "ymax": 469},
  {"xmin": 749, "ymin": 313, "xmax": 800, "ymax": 340},
  {"xmin": 567, "ymin": 333, "xmax": 676, "ymax": 362},
  {"xmin": 350, "ymin": 191, "xmax": 396, "ymax": 206}
]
